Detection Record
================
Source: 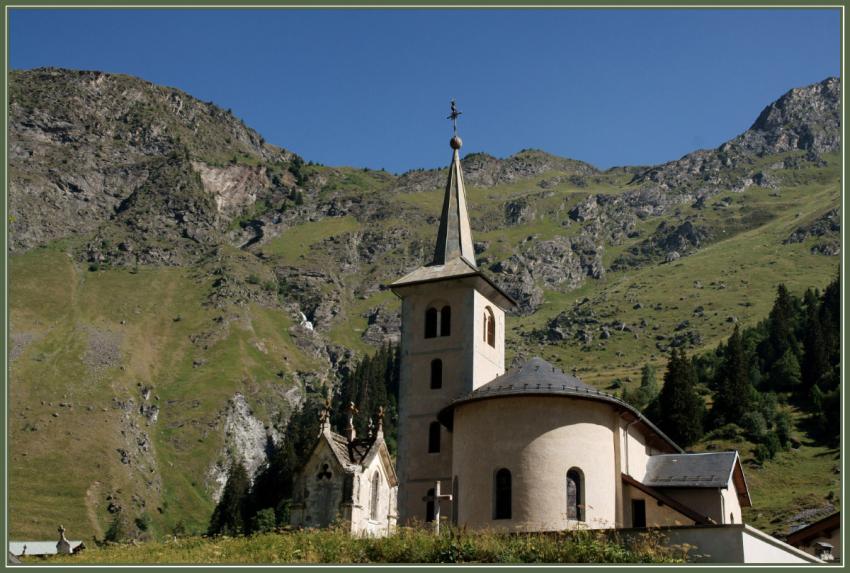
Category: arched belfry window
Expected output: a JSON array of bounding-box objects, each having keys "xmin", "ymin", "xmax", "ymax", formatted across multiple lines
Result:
[
  {"xmin": 428, "ymin": 421, "xmax": 441, "ymax": 453},
  {"xmin": 425, "ymin": 487, "xmax": 435, "ymax": 522},
  {"xmin": 425, "ymin": 307, "xmax": 438, "ymax": 339},
  {"xmin": 484, "ymin": 306, "xmax": 496, "ymax": 347},
  {"xmin": 494, "ymin": 468, "xmax": 511, "ymax": 520},
  {"xmin": 425, "ymin": 305, "xmax": 451, "ymax": 338},
  {"xmin": 440, "ymin": 306, "xmax": 451, "ymax": 337},
  {"xmin": 430, "ymin": 359, "xmax": 443, "ymax": 389},
  {"xmin": 567, "ymin": 468, "xmax": 584, "ymax": 521},
  {"xmin": 370, "ymin": 472, "xmax": 381, "ymax": 520}
]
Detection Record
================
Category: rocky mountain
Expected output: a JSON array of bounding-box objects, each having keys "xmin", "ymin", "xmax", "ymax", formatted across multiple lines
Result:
[{"xmin": 8, "ymin": 68, "xmax": 841, "ymax": 540}]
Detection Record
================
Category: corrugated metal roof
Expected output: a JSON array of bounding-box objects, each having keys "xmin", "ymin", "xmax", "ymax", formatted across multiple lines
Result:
[{"xmin": 643, "ymin": 452, "xmax": 738, "ymax": 488}]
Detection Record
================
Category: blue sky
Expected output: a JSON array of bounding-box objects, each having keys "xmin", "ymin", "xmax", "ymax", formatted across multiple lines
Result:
[{"xmin": 9, "ymin": 9, "xmax": 841, "ymax": 173}]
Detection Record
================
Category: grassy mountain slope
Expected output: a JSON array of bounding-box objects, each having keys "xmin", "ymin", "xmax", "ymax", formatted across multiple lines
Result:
[{"xmin": 8, "ymin": 69, "xmax": 841, "ymax": 541}]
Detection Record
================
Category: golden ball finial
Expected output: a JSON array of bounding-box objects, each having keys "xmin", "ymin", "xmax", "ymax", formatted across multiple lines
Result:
[{"xmin": 450, "ymin": 135, "xmax": 463, "ymax": 149}]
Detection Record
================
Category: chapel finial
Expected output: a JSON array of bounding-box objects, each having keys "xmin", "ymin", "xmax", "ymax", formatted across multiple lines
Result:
[
  {"xmin": 448, "ymin": 99, "xmax": 463, "ymax": 149},
  {"xmin": 346, "ymin": 401, "xmax": 359, "ymax": 442},
  {"xmin": 376, "ymin": 405, "xmax": 385, "ymax": 437},
  {"xmin": 317, "ymin": 395, "xmax": 332, "ymax": 437}
]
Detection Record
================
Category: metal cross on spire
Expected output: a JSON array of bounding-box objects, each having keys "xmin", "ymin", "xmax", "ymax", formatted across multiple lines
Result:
[{"xmin": 447, "ymin": 99, "xmax": 462, "ymax": 135}]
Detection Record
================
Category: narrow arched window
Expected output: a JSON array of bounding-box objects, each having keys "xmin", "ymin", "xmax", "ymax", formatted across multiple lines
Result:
[
  {"xmin": 452, "ymin": 476, "xmax": 459, "ymax": 525},
  {"xmin": 425, "ymin": 307, "xmax": 438, "ymax": 339},
  {"xmin": 428, "ymin": 421, "xmax": 441, "ymax": 453},
  {"xmin": 425, "ymin": 487, "xmax": 435, "ymax": 522},
  {"xmin": 494, "ymin": 468, "xmax": 511, "ymax": 520},
  {"xmin": 485, "ymin": 306, "xmax": 496, "ymax": 347},
  {"xmin": 567, "ymin": 468, "xmax": 584, "ymax": 521},
  {"xmin": 440, "ymin": 306, "xmax": 451, "ymax": 337},
  {"xmin": 370, "ymin": 472, "xmax": 381, "ymax": 521},
  {"xmin": 430, "ymin": 359, "xmax": 442, "ymax": 389},
  {"xmin": 483, "ymin": 313, "xmax": 488, "ymax": 342}
]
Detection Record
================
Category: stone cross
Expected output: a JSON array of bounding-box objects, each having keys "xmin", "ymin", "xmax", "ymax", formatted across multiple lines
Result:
[
  {"xmin": 447, "ymin": 99, "xmax": 462, "ymax": 135},
  {"xmin": 56, "ymin": 524, "xmax": 71, "ymax": 555},
  {"xmin": 422, "ymin": 480, "xmax": 453, "ymax": 535}
]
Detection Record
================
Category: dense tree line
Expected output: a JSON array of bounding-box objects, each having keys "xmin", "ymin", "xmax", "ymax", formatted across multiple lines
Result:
[
  {"xmin": 330, "ymin": 343, "xmax": 400, "ymax": 453},
  {"xmin": 208, "ymin": 344, "xmax": 400, "ymax": 536},
  {"xmin": 647, "ymin": 273, "xmax": 840, "ymax": 455}
]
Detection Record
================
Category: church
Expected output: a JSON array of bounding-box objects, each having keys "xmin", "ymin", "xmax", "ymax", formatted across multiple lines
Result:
[
  {"xmin": 389, "ymin": 126, "xmax": 753, "ymax": 532},
  {"xmin": 289, "ymin": 110, "xmax": 823, "ymax": 562}
]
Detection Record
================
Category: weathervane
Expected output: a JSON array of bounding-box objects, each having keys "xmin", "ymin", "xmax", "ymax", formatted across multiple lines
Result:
[{"xmin": 447, "ymin": 99, "xmax": 462, "ymax": 136}]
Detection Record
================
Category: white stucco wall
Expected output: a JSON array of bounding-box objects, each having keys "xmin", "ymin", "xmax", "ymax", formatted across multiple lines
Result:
[
  {"xmin": 662, "ymin": 486, "xmax": 741, "ymax": 525},
  {"xmin": 622, "ymin": 484, "xmax": 696, "ymax": 528},
  {"xmin": 396, "ymin": 279, "xmax": 506, "ymax": 524},
  {"xmin": 660, "ymin": 525, "xmax": 822, "ymax": 564},
  {"xmin": 719, "ymin": 483, "xmax": 743, "ymax": 525},
  {"xmin": 621, "ymin": 421, "xmax": 652, "ymax": 478},
  {"xmin": 350, "ymin": 453, "xmax": 397, "ymax": 537},
  {"xmin": 471, "ymin": 290, "xmax": 505, "ymax": 390},
  {"xmin": 451, "ymin": 396, "xmax": 620, "ymax": 531}
]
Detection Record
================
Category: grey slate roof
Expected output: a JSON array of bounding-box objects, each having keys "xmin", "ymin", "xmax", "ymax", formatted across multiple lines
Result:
[
  {"xmin": 466, "ymin": 357, "xmax": 596, "ymax": 394},
  {"xmin": 437, "ymin": 357, "xmax": 683, "ymax": 454},
  {"xmin": 433, "ymin": 147, "xmax": 476, "ymax": 266},
  {"xmin": 389, "ymin": 256, "xmax": 516, "ymax": 309},
  {"xmin": 642, "ymin": 452, "xmax": 738, "ymax": 488},
  {"xmin": 327, "ymin": 431, "xmax": 376, "ymax": 469}
]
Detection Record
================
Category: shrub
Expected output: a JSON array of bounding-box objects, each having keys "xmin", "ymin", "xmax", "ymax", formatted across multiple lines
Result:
[
  {"xmin": 740, "ymin": 411, "xmax": 767, "ymax": 440},
  {"xmin": 251, "ymin": 508, "xmax": 277, "ymax": 534},
  {"xmin": 703, "ymin": 423, "xmax": 744, "ymax": 441},
  {"xmin": 134, "ymin": 513, "xmax": 152, "ymax": 532}
]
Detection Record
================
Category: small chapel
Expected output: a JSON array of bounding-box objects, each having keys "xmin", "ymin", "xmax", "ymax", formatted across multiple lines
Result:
[{"xmin": 289, "ymin": 403, "xmax": 398, "ymax": 536}]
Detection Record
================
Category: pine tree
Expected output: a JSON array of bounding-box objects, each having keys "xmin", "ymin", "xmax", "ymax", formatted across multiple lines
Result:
[
  {"xmin": 627, "ymin": 363, "xmax": 658, "ymax": 410},
  {"xmin": 769, "ymin": 348, "xmax": 802, "ymax": 392},
  {"xmin": 758, "ymin": 284, "xmax": 797, "ymax": 377},
  {"xmin": 208, "ymin": 461, "xmax": 251, "ymax": 536},
  {"xmin": 710, "ymin": 326, "xmax": 755, "ymax": 427},
  {"xmin": 657, "ymin": 349, "xmax": 705, "ymax": 447},
  {"xmin": 801, "ymin": 294, "xmax": 829, "ymax": 394}
]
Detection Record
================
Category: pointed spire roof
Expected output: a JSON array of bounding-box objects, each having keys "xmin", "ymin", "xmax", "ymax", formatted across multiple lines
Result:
[
  {"xmin": 432, "ymin": 137, "xmax": 476, "ymax": 267},
  {"xmin": 389, "ymin": 101, "xmax": 516, "ymax": 310}
]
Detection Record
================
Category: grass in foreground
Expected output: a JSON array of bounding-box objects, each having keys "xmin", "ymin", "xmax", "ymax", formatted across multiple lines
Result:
[{"xmin": 44, "ymin": 525, "xmax": 687, "ymax": 564}]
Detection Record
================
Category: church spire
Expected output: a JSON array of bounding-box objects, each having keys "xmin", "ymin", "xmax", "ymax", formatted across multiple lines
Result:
[{"xmin": 432, "ymin": 99, "xmax": 476, "ymax": 268}]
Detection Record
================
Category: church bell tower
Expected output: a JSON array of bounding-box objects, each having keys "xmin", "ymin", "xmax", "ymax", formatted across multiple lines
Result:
[{"xmin": 390, "ymin": 101, "xmax": 516, "ymax": 525}]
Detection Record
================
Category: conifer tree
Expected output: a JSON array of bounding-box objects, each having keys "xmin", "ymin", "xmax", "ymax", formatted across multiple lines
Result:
[
  {"xmin": 626, "ymin": 363, "xmax": 658, "ymax": 410},
  {"xmin": 819, "ymin": 274, "xmax": 840, "ymax": 372},
  {"xmin": 710, "ymin": 326, "xmax": 755, "ymax": 427},
  {"xmin": 759, "ymin": 284, "xmax": 797, "ymax": 377},
  {"xmin": 208, "ymin": 461, "xmax": 251, "ymax": 536},
  {"xmin": 801, "ymin": 291, "xmax": 829, "ymax": 392},
  {"xmin": 657, "ymin": 349, "xmax": 705, "ymax": 447}
]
